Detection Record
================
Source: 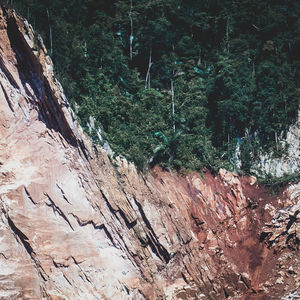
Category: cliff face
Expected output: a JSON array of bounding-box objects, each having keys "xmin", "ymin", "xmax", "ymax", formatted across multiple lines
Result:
[
  {"xmin": 253, "ymin": 111, "xmax": 300, "ymax": 177},
  {"xmin": 0, "ymin": 6, "xmax": 299, "ymax": 300}
]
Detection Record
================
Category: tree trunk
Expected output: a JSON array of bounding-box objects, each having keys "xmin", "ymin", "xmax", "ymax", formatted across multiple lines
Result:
[
  {"xmin": 145, "ymin": 48, "xmax": 152, "ymax": 88},
  {"xmin": 171, "ymin": 80, "xmax": 175, "ymax": 133},
  {"xmin": 228, "ymin": 133, "xmax": 230, "ymax": 160},
  {"xmin": 84, "ymin": 41, "xmax": 87, "ymax": 58},
  {"xmin": 129, "ymin": 0, "xmax": 133, "ymax": 60},
  {"xmin": 226, "ymin": 16, "xmax": 230, "ymax": 53},
  {"xmin": 46, "ymin": 8, "xmax": 53, "ymax": 56}
]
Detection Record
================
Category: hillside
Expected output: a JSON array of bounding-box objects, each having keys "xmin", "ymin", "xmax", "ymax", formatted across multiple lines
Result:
[
  {"xmin": 9, "ymin": 0, "xmax": 300, "ymax": 173},
  {"xmin": 0, "ymin": 6, "xmax": 299, "ymax": 299}
]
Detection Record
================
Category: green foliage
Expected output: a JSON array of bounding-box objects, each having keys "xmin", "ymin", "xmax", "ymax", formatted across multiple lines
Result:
[
  {"xmin": 258, "ymin": 173, "xmax": 300, "ymax": 196},
  {"xmin": 9, "ymin": 0, "xmax": 300, "ymax": 173},
  {"xmin": 240, "ymin": 136, "xmax": 261, "ymax": 173}
]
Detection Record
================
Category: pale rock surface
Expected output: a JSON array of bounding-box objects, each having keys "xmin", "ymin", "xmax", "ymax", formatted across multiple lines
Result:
[
  {"xmin": 0, "ymin": 6, "xmax": 299, "ymax": 300},
  {"xmin": 253, "ymin": 110, "xmax": 300, "ymax": 177}
]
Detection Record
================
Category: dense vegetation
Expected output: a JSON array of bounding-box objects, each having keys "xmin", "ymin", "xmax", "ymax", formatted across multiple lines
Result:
[
  {"xmin": 259, "ymin": 172, "xmax": 300, "ymax": 195},
  {"xmin": 8, "ymin": 0, "xmax": 300, "ymax": 172}
]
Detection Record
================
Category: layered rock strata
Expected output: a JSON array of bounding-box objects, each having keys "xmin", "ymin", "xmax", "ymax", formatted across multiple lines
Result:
[{"xmin": 0, "ymin": 6, "xmax": 299, "ymax": 300}]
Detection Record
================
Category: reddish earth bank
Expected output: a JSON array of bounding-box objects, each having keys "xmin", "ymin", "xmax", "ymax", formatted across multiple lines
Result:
[{"xmin": 0, "ymin": 6, "xmax": 299, "ymax": 300}]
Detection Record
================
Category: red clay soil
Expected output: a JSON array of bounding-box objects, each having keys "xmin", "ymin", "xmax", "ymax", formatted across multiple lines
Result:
[{"xmin": 152, "ymin": 166, "xmax": 294, "ymax": 299}]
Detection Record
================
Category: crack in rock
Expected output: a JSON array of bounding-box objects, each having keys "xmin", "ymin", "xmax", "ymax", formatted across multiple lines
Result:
[{"xmin": 45, "ymin": 193, "xmax": 74, "ymax": 231}]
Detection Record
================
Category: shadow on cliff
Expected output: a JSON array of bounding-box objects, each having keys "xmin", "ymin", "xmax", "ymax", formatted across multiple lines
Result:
[{"xmin": 3, "ymin": 6, "xmax": 79, "ymax": 148}]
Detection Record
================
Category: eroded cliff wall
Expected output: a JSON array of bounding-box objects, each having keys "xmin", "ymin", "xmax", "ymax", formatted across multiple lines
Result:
[
  {"xmin": 253, "ymin": 111, "xmax": 300, "ymax": 177},
  {"xmin": 0, "ymin": 6, "xmax": 299, "ymax": 300}
]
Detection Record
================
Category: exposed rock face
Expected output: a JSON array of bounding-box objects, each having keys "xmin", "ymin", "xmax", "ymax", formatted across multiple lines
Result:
[
  {"xmin": 0, "ymin": 6, "xmax": 299, "ymax": 300},
  {"xmin": 253, "ymin": 111, "xmax": 300, "ymax": 177}
]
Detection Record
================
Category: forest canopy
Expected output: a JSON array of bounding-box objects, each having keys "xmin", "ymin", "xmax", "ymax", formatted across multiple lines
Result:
[{"xmin": 8, "ymin": 0, "xmax": 300, "ymax": 172}]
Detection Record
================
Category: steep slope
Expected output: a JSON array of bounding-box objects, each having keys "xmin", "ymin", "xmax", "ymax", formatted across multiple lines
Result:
[
  {"xmin": 253, "ymin": 111, "xmax": 300, "ymax": 177},
  {"xmin": 0, "ymin": 6, "xmax": 299, "ymax": 300}
]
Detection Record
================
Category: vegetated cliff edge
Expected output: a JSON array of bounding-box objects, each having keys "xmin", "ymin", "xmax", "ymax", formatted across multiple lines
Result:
[
  {"xmin": 0, "ymin": 6, "xmax": 299, "ymax": 300},
  {"xmin": 252, "ymin": 110, "xmax": 300, "ymax": 177}
]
